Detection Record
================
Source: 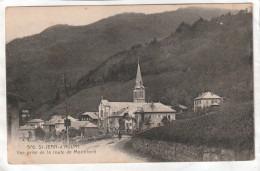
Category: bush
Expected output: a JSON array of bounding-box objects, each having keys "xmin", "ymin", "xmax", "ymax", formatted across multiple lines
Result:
[
  {"xmin": 69, "ymin": 127, "xmax": 81, "ymax": 138},
  {"xmin": 34, "ymin": 127, "xmax": 46, "ymax": 140}
]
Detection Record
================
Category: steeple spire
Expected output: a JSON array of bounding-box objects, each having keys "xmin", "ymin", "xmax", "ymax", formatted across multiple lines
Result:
[
  {"xmin": 135, "ymin": 60, "xmax": 143, "ymax": 88},
  {"xmin": 133, "ymin": 58, "xmax": 145, "ymax": 103}
]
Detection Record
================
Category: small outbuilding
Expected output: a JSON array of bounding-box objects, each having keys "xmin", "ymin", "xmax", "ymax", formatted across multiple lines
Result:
[{"xmin": 81, "ymin": 122, "xmax": 98, "ymax": 138}]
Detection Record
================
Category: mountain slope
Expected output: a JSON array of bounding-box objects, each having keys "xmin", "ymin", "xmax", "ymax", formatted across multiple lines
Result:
[
  {"xmin": 6, "ymin": 7, "xmax": 234, "ymax": 112},
  {"xmin": 41, "ymin": 11, "xmax": 253, "ymax": 119}
]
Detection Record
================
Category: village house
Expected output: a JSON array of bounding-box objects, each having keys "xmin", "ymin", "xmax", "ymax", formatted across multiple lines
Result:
[
  {"xmin": 98, "ymin": 61, "xmax": 176, "ymax": 134},
  {"xmin": 79, "ymin": 112, "xmax": 98, "ymax": 125},
  {"xmin": 27, "ymin": 119, "xmax": 44, "ymax": 129},
  {"xmin": 193, "ymin": 92, "xmax": 226, "ymax": 111},
  {"xmin": 43, "ymin": 115, "xmax": 77, "ymax": 134}
]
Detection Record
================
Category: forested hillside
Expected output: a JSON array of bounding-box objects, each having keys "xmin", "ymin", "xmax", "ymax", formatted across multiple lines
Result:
[
  {"xmin": 6, "ymin": 7, "xmax": 232, "ymax": 115},
  {"xmin": 41, "ymin": 10, "xmax": 253, "ymax": 120}
]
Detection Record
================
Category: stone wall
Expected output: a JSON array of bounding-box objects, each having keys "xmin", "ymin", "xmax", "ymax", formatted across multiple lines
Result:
[{"xmin": 131, "ymin": 138, "xmax": 239, "ymax": 162}]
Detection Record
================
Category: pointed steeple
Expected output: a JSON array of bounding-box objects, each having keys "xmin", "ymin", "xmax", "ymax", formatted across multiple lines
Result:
[
  {"xmin": 135, "ymin": 61, "xmax": 143, "ymax": 88},
  {"xmin": 133, "ymin": 58, "xmax": 145, "ymax": 103}
]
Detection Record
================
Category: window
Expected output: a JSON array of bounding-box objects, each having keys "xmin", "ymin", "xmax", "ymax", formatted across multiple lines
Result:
[
  {"xmin": 149, "ymin": 115, "xmax": 151, "ymax": 119},
  {"xmin": 129, "ymin": 123, "xmax": 132, "ymax": 126},
  {"xmin": 168, "ymin": 115, "xmax": 171, "ymax": 119},
  {"xmin": 212, "ymin": 100, "xmax": 214, "ymax": 103},
  {"xmin": 100, "ymin": 110, "xmax": 103, "ymax": 117},
  {"xmin": 134, "ymin": 92, "xmax": 137, "ymax": 98}
]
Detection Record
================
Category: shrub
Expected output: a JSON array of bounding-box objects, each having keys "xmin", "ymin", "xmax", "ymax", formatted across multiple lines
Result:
[{"xmin": 34, "ymin": 127, "xmax": 46, "ymax": 140}]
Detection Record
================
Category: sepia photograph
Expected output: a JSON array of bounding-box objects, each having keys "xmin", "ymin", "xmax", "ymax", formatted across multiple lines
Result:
[{"xmin": 5, "ymin": 3, "xmax": 255, "ymax": 164}]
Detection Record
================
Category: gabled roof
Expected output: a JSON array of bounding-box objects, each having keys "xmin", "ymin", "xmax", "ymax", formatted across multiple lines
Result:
[
  {"xmin": 139, "ymin": 103, "xmax": 176, "ymax": 113},
  {"xmin": 194, "ymin": 92, "xmax": 221, "ymax": 100},
  {"xmin": 101, "ymin": 100, "xmax": 147, "ymax": 113},
  {"xmin": 81, "ymin": 112, "xmax": 98, "ymax": 119},
  {"xmin": 20, "ymin": 124, "xmax": 35, "ymax": 130},
  {"xmin": 47, "ymin": 115, "xmax": 77, "ymax": 124},
  {"xmin": 28, "ymin": 119, "xmax": 44, "ymax": 123},
  {"xmin": 105, "ymin": 101, "xmax": 176, "ymax": 118}
]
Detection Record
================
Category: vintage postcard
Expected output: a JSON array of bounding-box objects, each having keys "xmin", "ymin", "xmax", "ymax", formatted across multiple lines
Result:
[{"xmin": 5, "ymin": 3, "xmax": 255, "ymax": 164}]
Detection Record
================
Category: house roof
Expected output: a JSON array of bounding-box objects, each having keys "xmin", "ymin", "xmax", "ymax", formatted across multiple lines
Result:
[
  {"xmin": 82, "ymin": 122, "xmax": 98, "ymax": 128},
  {"xmin": 81, "ymin": 112, "xmax": 98, "ymax": 119},
  {"xmin": 194, "ymin": 92, "xmax": 221, "ymax": 100},
  {"xmin": 28, "ymin": 119, "xmax": 44, "ymax": 123},
  {"xmin": 139, "ymin": 103, "xmax": 176, "ymax": 113},
  {"xmin": 19, "ymin": 125, "xmax": 35, "ymax": 130},
  {"xmin": 47, "ymin": 115, "xmax": 77, "ymax": 124},
  {"xmin": 175, "ymin": 104, "xmax": 188, "ymax": 110},
  {"xmin": 71, "ymin": 121, "xmax": 90, "ymax": 129}
]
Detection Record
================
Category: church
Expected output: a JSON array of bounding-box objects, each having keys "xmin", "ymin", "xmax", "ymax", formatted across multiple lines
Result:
[{"xmin": 98, "ymin": 61, "xmax": 176, "ymax": 134}]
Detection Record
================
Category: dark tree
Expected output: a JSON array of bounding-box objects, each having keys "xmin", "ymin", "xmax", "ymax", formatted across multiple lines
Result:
[
  {"xmin": 161, "ymin": 116, "xmax": 170, "ymax": 126},
  {"xmin": 34, "ymin": 127, "xmax": 46, "ymax": 140}
]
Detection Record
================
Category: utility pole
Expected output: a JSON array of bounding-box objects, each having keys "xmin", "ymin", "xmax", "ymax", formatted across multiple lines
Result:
[{"xmin": 63, "ymin": 74, "xmax": 70, "ymax": 144}]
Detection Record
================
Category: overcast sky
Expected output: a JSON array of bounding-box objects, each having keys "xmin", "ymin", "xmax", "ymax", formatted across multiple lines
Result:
[{"xmin": 6, "ymin": 4, "xmax": 251, "ymax": 42}]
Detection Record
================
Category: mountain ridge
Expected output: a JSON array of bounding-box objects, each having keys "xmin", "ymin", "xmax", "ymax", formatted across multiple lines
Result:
[
  {"xmin": 37, "ymin": 11, "xmax": 253, "ymax": 119},
  {"xmin": 6, "ymin": 7, "xmax": 240, "ymax": 117}
]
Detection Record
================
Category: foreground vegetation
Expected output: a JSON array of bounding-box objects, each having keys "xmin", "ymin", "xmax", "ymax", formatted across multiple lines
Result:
[{"xmin": 136, "ymin": 100, "xmax": 254, "ymax": 153}]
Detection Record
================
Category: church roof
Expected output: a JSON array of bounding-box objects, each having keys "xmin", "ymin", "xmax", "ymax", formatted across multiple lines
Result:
[
  {"xmin": 135, "ymin": 62, "xmax": 144, "ymax": 88},
  {"xmin": 102, "ymin": 100, "xmax": 176, "ymax": 118},
  {"xmin": 138, "ymin": 102, "xmax": 176, "ymax": 113},
  {"xmin": 194, "ymin": 92, "xmax": 221, "ymax": 100},
  {"xmin": 101, "ymin": 101, "xmax": 147, "ymax": 113}
]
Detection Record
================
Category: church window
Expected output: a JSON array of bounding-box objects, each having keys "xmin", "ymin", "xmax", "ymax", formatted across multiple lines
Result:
[{"xmin": 134, "ymin": 92, "xmax": 137, "ymax": 98}]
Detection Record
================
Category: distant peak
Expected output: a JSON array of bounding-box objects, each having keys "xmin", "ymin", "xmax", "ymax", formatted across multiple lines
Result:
[{"xmin": 176, "ymin": 22, "xmax": 191, "ymax": 32}]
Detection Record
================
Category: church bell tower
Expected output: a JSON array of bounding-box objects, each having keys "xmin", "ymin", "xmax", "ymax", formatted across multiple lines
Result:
[{"xmin": 133, "ymin": 60, "xmax": 145, "ymax": 103}]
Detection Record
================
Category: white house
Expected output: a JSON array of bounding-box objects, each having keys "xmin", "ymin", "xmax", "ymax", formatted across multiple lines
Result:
[
  {"xmin": 193, "ymin": 92, "xmax": 225, "ymax": 111},
  {"xmin": 27, "ymin": 119, "xmax": 44, "ymax": 129},
  {"xmin": 44, "ymin": 115, "xmax": 77, "ymax": 133}
]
